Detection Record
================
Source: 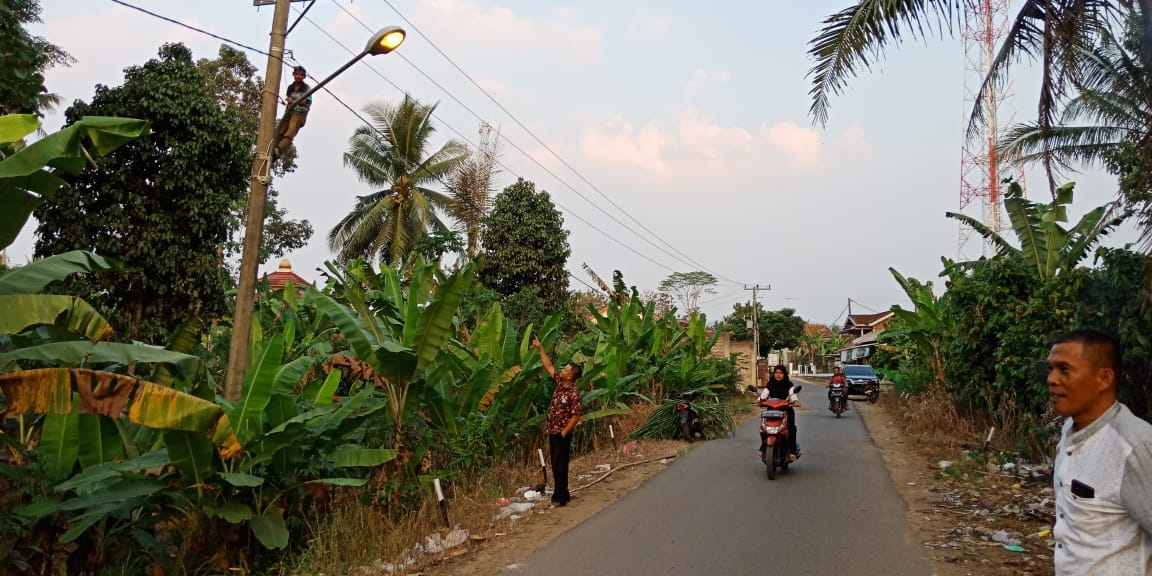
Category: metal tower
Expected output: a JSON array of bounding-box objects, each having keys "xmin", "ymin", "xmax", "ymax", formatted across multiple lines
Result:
[{"xmin": 958, "ymin": 0, "xmax": 1016, "ymax": 259}]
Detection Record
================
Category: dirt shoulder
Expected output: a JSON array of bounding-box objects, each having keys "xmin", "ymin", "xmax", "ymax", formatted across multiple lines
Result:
[{"xmin": 852, "ymin": 394, "xmax": 1056, "ymax": 576}]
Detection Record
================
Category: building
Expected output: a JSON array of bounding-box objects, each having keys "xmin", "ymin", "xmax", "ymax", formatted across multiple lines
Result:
[
  {"xmin": 261, "ymin": 259, "xmax": 312, "ymax": 293},
  {"xmin": 838, "ymin": 311, "xmax": 894, "ymax": 365}
]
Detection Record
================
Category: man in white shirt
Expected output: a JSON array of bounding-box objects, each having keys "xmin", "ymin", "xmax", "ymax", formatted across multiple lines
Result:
[{"xmin": 1048, "ymin": 329, "xmax": 1152, "ymax": 575}]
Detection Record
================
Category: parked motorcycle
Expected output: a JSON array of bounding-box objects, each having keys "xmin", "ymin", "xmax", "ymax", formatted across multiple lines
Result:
[
  {"xmin": 756, "ymin": 384, "xmax": 802, "ymax": 480},
  {"xmin": 863, "ymin": 382, "xmax": 879, "ymax": 404},
  {"xmin": 828, "ymin": 380, "xmax": 848, "ymax": 417},
  {"xmin": 677, "ymin": 389, "xmax": 703, "ymax": 442}
]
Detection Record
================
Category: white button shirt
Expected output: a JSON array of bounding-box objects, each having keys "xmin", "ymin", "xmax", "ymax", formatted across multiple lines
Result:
[{"xmin": 1053, "ymin": 402, "xmax": 1152, "ymax": 575}]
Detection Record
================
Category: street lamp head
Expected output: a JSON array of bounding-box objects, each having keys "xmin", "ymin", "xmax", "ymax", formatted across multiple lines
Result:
[{"xmin": 366, "ymin": 26, "xmax": 406, "ymax": 55}]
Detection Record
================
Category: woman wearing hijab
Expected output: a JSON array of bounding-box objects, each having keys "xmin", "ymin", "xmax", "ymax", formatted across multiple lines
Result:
[{"xmin": 758, "ymin": 364, "xmax": 801, "ymax": 461}]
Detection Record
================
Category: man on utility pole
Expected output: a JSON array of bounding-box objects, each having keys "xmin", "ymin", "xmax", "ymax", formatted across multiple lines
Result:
[{"xmin": 225, "ymin": 0, "xmax": 291, "ymax": 402}]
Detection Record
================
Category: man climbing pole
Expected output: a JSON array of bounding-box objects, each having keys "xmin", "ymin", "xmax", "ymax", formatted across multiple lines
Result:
[{"xmin": 275, "ymin": 65, "xmax": 311, "ymax": 157}]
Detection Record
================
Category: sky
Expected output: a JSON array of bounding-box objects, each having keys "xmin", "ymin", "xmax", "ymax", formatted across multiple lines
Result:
[{"xmin": 14, "ymin": 0, "xmax": 1139, "ymax": 329}]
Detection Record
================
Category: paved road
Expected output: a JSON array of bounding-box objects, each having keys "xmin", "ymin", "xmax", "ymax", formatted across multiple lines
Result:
[{"xmin": 501, "ymin": 382, "xmax": 932, "ymax": 576}]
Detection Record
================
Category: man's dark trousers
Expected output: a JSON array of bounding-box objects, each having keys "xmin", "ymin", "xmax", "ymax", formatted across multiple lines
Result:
[{"xmin": 549, "ymin": 433, "xmax": 572, "ymax": 505}]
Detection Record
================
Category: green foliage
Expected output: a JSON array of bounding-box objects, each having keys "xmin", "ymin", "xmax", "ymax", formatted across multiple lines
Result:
[
  {"xmin": 0, "ymin": 0, "xmax": 72, "ymax": 115},
  {"xmin": 1076, "ymin": 248, "xmax": 1152, "ymax": 418},
  {"xmin": 478, "ymin": 178, "xmax": 571, "ymax": 326},
  {"xmin": 946, "ymin": 182, "xmax": 1128, "ymax": 279},
  {"xmin": 628, "ymin": 394, "xmax": 735, "ymax": 441},
  {"xmin": 657, "ymin": 271, "xmax": 718, "ymax": 313},
  {"xmin": 883, "ymin": 181, "xmax": 1147, "ymax": 441},
  {"xmin": 717, "ymin": 303, "xmax": 807, "ymax": 356},
  {"xmin": 328, "ymin": 95, "xmax": 468, "ymax": 265},
  {"xmin": 1, "ymin": 114, "xmax": 150, "ymax": 251},
  {"xmin": 33, "ymin": 43, "xmax": 250, "ymax": 343}
]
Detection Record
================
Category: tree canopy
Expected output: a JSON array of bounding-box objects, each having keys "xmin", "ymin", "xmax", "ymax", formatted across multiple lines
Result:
[
  {"xmin": 718, "ymin": 303, "xmax": 807, "ymax": 357},
  {"xmin": 658, "ymin": 271, "xmax": 718, "ymax": 314},
  {"xmin": 34, "ymin": 43, "xmax": 249, "ymax": 342},
  {"xmin": 0, "ymin": 0, "xmax": 72, "ymax": 115},
  {"xmin": 478, "ymin": 178, "xmax": 571, "ymax": 329}
]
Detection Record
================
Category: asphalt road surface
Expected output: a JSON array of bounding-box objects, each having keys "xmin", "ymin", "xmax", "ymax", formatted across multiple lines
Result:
[{"xmin": 501, "ymin": 382, "xmax": 932, "ymax": 576}]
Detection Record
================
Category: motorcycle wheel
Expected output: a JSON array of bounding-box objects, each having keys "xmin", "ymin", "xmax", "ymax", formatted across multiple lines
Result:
[
  {"xmin": 835, "ymin": 408, "xmax": 841, "ymax": 418},
  {"xmin": 681, "ymin": 421, "xmax": 693, "ymax": 443},
  {"xmin": 767, "ymin": 445, "xmax": 778, "ymax": 480}
]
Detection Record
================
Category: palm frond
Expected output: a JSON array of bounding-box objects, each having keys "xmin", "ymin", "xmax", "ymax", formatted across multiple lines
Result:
[
  {"xmin": 945, "ymin": 210, "xmax": 1020, "ymax": 258},
  {"xmin": 806, "ymin": 0, "xmax": 959, "ymax": 126}
]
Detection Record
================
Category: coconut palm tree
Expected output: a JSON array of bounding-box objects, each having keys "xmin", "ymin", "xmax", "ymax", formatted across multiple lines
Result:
[
  {"xmin": 997, "ymin": 18, "xmax": 1152, "ymax": 246},
  {"xmin": 328, "ymin": 95, "xmax": 468, "ymax": 265},
  {"xmin": 806, "ymin": 0, "xmax": 1136, "ymax": 189},
  {"xmin": 998, "ymin": 18, "xmax": 1151, "ymax": 173}
]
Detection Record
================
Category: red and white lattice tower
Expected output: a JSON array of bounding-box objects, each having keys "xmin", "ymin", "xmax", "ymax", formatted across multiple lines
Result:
[{"xmin": 958, "ymin": 0, "xmax": 1017, "ymax": 259}]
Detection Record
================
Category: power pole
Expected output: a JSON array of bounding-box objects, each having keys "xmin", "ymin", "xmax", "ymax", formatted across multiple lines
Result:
[
  {"xmin": 224, "ymin": 0, "xmax": 292, "ymax": 402},
  {"xmin": 745, "ymin": 284, "xmax": 770, "ymax": 381}
]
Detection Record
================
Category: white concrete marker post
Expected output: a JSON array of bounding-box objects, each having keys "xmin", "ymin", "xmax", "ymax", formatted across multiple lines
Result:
[
  {"xmin": 433, "ymin": 478, "xmax": 450, "ymax": 527},
  {"xmin": 609, "ymin": 424, "xmax": 617, "ymax": 451}
]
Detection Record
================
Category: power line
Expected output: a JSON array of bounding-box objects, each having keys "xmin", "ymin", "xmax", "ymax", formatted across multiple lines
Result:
[
  {"xmin": 293, "ymin": 10, "xmax": 698, "ymax": 276},
  {"xmin": 106, "ymin": 0, "xmax": 396, "ymax": 168},
  {"xmin": 567, "ymin": 271, "xmax": 602, "ymax": 294},
  {"xmin": 359, "ymin": 0, "xmax": 739, "ymax": 285},
  {"xmin": 327, "ymin": 0, "xmax": 743, "ymax": 285},
  {"xmin": 698, "ymin": 286, "xmax": 745, "ymax": 307},
  {"xmin": 110, "ymin": 0, "xmax": 274, "ymax": 57}
]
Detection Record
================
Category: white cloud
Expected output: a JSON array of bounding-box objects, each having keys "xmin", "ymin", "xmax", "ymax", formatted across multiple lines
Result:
[
  {"xmin": 577, "ymin": 108, "xmax": 874, "ymax": 186},
  {"xmin": 412, "ymin": 0, "xmax": 604, "ymax": 62},
  {"xmin": 683, "ymin": 69, "xmax": 731, "ymax": 99}
]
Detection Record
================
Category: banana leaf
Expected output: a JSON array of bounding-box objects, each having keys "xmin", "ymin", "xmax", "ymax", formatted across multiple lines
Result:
[
  {"xmin": 0, "ymin": 295, "xmax": 114, "ymax": 342},
  {"xmin": 0, "ymin": 251, "xmax": 122, "ymax": 295},
  {"xmin": 0, "ymin": 340, "xmax": 200, "ymax": 377},
  {"xmin": 0, "ymin": 368, "xmax": 239, "ymax": 457}
]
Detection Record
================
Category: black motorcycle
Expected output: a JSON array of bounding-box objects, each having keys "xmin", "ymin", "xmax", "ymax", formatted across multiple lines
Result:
[
  {"xmin": 676, "ymin": 389, "xmax": 703, "ymax": 442},
  {"xmin": 828, "ymin": 380, "xmax": 848, "ymax": 417}
]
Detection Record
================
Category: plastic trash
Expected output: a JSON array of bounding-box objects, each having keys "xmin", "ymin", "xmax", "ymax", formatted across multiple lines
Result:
[{"xmin": 992, "ymin": 530, "xmax": 1022, "ymax": 546}]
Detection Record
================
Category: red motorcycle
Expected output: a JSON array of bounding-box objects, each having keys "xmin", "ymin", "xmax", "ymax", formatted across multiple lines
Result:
[{"xmin": 756, "ymin": 384, "xmax": 802, "ymax": 480}]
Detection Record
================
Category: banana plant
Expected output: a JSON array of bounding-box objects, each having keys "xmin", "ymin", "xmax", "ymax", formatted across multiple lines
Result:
[
  {"xmin": 946, "ymin": 182, "xmax": 1129, "ymax": 278},
  {"xmin": 307, "ymin": 256, "xmax": 475, "ymax": 446},
  {"xmin": 886, "ymin": 268, "xmax": 951, "ymax": 391},
  {"xmin": 1, "ymin": 114, "xmax": 150, "ymax": 250}
]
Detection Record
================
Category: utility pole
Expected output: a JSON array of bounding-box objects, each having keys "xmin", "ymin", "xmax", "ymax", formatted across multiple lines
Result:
[
  {"xmin": 224, "ymin": 0, "xmax": 292, "ymax": 402},
  {"xmin": 745, "ymin": 284, "xmax": 770, "ymax": 382}
]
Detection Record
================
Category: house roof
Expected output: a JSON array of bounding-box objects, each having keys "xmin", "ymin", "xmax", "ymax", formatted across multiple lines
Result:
[
  {"xmin": 838, "ymin": 331, "xmax": 880, "ymax": 351},
  {"xmin": 841, "ymin": 311, "xmax": 894, "ymax": 331},
  {"xmin": 805, "ymin": 323, "xmax": 834, "ymax": 338},
  {"xmin": 263, "ymin": 260, "xmax": 311, "ymax": 291}
]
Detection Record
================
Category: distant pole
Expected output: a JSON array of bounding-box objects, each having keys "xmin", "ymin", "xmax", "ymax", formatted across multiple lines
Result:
[
  {"xmin": 224, "ymin": 0, "xmax": 291, "ymax": 402},
  {"xmin": 745, "ymin": 284, "xmax": 770, "ymax": 378}
]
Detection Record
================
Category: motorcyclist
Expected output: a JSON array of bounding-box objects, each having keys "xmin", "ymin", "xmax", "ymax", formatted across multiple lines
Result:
[
  {"xmin": 758, "ymin": 364, "xmax": 800, "ymax": 461},
  {"xmin": 827, "ymin": 366, "xmax": 849, "ymax": 411}
]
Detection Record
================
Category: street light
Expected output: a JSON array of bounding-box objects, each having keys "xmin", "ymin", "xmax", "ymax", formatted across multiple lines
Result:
[
  {"xmin": 289, "ymin": 26, "xmax": 407, "ymax": 107},
  {"xmin": 224, "ymin": 23, "xmax": 407, "ymax": 402}
]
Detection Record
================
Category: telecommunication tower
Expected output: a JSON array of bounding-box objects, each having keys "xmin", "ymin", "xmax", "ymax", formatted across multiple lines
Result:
[{"xmin": 958, "ymin": 0, "xmax": 1017, "ymax": 259}]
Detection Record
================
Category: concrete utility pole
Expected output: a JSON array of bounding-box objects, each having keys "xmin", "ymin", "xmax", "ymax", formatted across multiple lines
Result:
[
  {"xmin": 224, "ymin": 0, "xmax": 291, "ymax": 402},
  {"xmin": 745, "ymin": 284, "xmax": 770, "ymax": 381}
]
